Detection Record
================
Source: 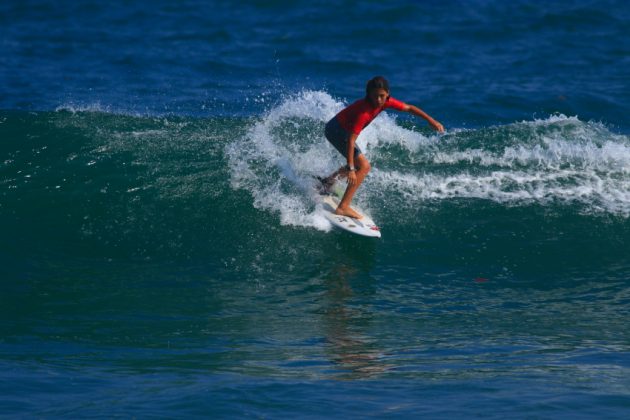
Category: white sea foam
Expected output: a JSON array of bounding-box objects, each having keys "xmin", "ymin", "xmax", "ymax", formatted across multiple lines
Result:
[
  {"xmin": 227, "ymin": 91, "xmax": 630, "ymax": 227},
  {"xmin": 226, "ymin": 90, "xmax": 347, "ymax": 230}
]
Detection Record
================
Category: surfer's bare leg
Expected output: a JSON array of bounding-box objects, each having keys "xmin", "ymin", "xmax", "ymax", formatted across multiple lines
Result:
[{"xmin": 335, "ymin": 154, "xmax": 370, "ymax": 219}]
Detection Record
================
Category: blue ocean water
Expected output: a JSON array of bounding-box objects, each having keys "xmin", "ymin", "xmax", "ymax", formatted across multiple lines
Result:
[{"xmin": 1, "ymin": 0, "xmax": 630, "ymax": 417}]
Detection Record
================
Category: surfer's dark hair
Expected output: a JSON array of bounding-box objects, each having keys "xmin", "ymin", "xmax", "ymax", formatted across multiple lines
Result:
[{"xmin": 365, "ymin": 76, "xmax": 390, "ymax": 99}]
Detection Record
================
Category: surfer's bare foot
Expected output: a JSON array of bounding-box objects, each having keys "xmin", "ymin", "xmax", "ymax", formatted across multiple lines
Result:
[{"xmin": 335, "ymin": 206, "xmax": 363, "ymax": 219}]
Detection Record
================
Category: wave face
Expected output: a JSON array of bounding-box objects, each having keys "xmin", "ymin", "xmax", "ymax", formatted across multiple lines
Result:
[{"xmin": 2, "ymin": 92, "xmax": 629, "ymax": 268}]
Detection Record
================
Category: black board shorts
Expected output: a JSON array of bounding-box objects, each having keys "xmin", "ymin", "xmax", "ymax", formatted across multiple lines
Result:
[{"xmin": 325, "ymin": 117, "xmax": 362, "ymax": 160}]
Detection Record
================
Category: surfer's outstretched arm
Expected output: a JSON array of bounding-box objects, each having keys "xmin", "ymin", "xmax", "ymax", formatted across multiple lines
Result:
[{"xmin": 404, "ymin": 104, "xmax": 444, "ymax": 133}]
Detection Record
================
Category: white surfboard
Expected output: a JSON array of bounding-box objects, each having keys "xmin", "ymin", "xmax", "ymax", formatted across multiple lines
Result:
[{"xmin": 318, "ymin": 194, "xmax": 381, "ymax": 238}]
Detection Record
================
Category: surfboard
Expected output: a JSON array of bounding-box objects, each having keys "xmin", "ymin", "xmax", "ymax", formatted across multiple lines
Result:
[{"xmin": 318, "ymin": 193, "xmax": 381, "ymax": 238}]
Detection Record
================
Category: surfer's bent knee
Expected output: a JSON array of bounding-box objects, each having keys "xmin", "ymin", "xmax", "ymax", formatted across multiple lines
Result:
[{"xmin": 357, "ymin": 155, "xmax": 371, "ymax": 174}]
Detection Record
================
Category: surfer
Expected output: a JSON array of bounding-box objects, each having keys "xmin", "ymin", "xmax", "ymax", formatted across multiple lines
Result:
[{"xmin": 321, "ymin": 76, "xmax": 444, "ymax": 219}]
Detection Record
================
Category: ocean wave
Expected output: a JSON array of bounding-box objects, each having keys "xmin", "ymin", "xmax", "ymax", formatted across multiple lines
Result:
[
  {"xmin": 227, "ymin": 92, "xmax": 630, "ymax": 224},
  {"xmin": 2, "ymin": 93, "xmax": 629, "ymax": 253}
]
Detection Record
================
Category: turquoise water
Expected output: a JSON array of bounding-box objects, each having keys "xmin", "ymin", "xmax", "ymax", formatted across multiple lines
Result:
[{"xmin": 2, "ymin": 0, "xmax": 630, "ymax": 417}]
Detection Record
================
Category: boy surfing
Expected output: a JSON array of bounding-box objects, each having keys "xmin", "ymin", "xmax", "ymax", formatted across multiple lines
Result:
[{"xmin": 320, "ymin": 76, "xmax": 444, "ymax": 219}]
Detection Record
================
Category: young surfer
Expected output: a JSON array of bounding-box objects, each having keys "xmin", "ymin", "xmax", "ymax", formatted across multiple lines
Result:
[{"xmin": 321, "ymin": 76, "xmax": 444, "ymax": 219}]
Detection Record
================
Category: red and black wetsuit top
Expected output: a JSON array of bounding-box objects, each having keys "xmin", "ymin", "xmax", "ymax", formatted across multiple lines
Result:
[{"xmin": 335, "ymin": 97, "xmax": 407, "ymax": 135}]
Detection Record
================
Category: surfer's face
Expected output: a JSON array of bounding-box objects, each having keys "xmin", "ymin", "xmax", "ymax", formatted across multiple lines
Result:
[{"xmin": 368, "ymin": 88, "xmax": 389, "ymax": 107}]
